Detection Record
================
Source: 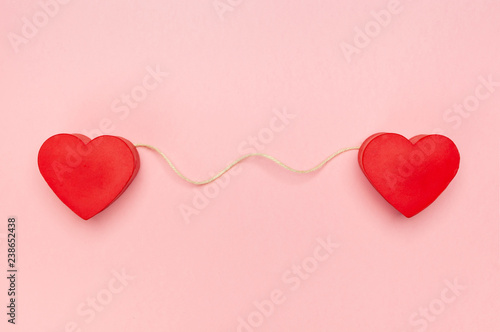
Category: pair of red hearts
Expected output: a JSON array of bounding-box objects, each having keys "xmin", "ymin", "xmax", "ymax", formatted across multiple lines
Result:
[{"xmin": 38, "ymin": 133, "xmax": 459, "ymax": 220}]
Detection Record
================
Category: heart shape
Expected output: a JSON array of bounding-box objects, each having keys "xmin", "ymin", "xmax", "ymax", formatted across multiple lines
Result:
[
  {"xmin": 38, "ymin": 134, "xmax": 140, "ymax": 220},
  {"xmin": 358, "ymin": 133, "xmax": 460, "ymax": 217}
]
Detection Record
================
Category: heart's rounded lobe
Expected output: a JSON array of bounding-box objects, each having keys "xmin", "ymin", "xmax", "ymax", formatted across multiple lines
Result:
[
  {"xmin": 38, "ymin": 134, "xmax": 140, "ymax": 220},
  {"xmin": 358, "ymin": 133, "xmax": 460, "ymax": 218}
]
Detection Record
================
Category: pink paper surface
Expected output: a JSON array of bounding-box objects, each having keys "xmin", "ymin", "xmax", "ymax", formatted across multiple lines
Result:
[{"xmin": 1, "ymin": 0, "xmax": 499, "ymax": 331}]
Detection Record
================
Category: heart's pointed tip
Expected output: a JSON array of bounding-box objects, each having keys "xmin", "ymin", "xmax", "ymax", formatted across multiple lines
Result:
[{"xmin": 402, "ymin": 211, "xmax": 417, "ymax": 218}]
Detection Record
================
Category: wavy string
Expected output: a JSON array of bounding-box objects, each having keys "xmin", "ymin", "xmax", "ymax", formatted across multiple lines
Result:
[{"xmin": 134, "ymin": 144, "xmax": 360, "ymax": 185}]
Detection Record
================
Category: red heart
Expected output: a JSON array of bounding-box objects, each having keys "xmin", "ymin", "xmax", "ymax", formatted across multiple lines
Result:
[
  {"xmin": 38, "ymin": 134, "xmax": 140, "ymax": 220},
  {"xmin": 358, "ymin": 133, "xmax": 460, "ymax": 217}
]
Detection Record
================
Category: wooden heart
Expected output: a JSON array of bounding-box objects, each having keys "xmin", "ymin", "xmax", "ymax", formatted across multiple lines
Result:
[
  {"xmin": 38, "ymin": 134, "xmax": 140, "ymax": 220},
  {"xmin": 358, "ymin": 133, "xmax": 460, "ymax": 217}
]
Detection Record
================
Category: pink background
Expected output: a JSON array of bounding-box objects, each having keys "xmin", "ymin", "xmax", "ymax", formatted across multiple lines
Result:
[{"xmin": 1, "ymin": 0, "xmax": 499, "ymax": 331}]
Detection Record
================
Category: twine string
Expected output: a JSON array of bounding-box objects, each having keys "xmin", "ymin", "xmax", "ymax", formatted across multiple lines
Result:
[{"xmin": 134, "ymin": 144, "xmax": 360, "ymax": 185}]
